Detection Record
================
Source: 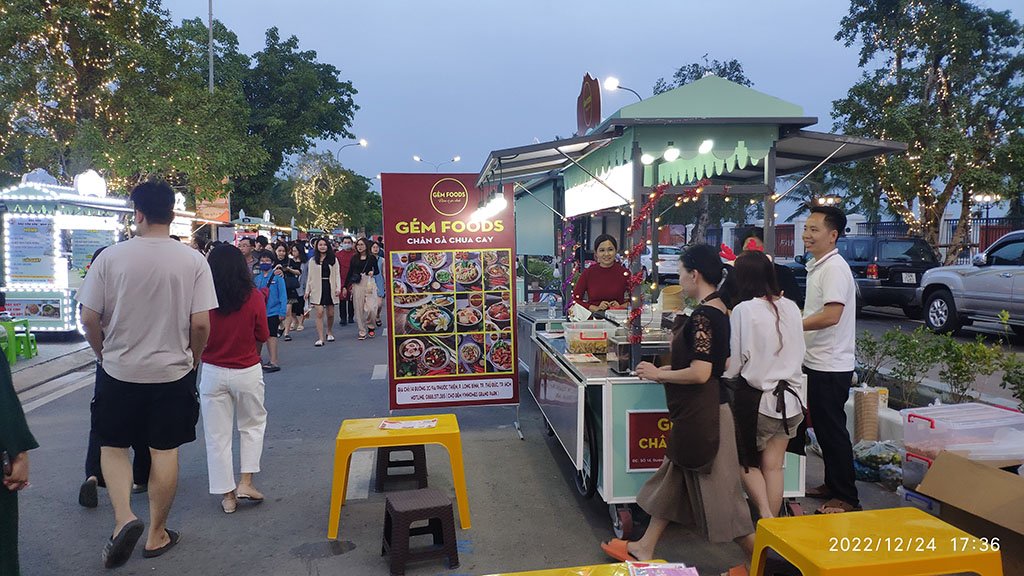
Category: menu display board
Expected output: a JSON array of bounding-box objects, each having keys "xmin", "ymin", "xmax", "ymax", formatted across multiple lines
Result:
[
  {"xmin": 70, "ymin": 229, "xmax": 112, "ymax": 288},
  {"xmin": 381, "ymin": 174, "xmax": 519, "ymax": 410},
  {"xmin": 7, "ymin": 217, "xmax": 55, "ymax": 284},
  {"xmin": 5, "ymin": 298, "xmax": 62, "ymax": 321}
]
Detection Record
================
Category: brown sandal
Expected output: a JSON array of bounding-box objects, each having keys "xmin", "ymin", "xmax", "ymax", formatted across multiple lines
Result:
[
  {"xmin": 805, "ymin": 483, "xmax": 832, "ymax": 499},
  {"xmin": 815, "ymin": 498, "xmax": 862, "ymax": 514}
]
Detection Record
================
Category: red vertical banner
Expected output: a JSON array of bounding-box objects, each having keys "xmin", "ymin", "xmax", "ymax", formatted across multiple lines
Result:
[{"xmin": 381, "ymin": 173, "xmax": 519, "ymax": 410}]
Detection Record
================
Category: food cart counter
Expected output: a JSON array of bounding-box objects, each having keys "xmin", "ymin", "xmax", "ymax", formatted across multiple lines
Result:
[{"xmin": 518, "ymin": 306, "xmax": 806, "ymax": 538}]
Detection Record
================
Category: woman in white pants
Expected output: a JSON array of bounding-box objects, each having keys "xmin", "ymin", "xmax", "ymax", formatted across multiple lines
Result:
[{"xmin": 200, "ymin": 244, "xmax": 270, "ymax": 514}]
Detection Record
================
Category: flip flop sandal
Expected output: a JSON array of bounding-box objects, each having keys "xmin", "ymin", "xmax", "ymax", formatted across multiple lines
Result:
[
  {"xmin": 815, "ymin": 499, "xmax": 862, "ymax": 514},
  {"xmin": 314, "ymin": 340, "xmax": 324, "ymax": 347},
  {"xmin": 237, "ymin": 492, "xmax": 265, "ymax": 503},
  {"xmin": 358, "ymin": 333, "xmax": 366, "ymax": 340},
  {"xmin": 326, "ymin": 335, "xmax": 336, "ymax": 342},
  {"xmin": 283, "ymin": 335, "xmax": 292, "ymax": 341},
  {"xmin": 600, "ymin": 538, "xmax": 638, "ymax": 562},
  {"xmin": 142, "ymin": 529, "xmax": 181, "ymax": 559},
  {"xmin": 79, "ymin": 477, "xmax": 98, "ymax": 508},
  {"xmin": 102, "ymin": 519, "xmax": 144, "ymax": 568},
  {"xmin": 805, "ymin": 483, "xmax": 832, "ymax": 499}
]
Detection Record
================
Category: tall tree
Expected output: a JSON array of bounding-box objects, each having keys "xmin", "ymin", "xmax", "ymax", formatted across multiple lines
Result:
[
  {"xmin": 233, "ymin": 28, "xmax": 359, "ymax": 216},
  {"xmin": 833, "ymin": 0, "xmax": 1024, "ymax": 263},
  {"xmin": 652, "ymin": 56, "xmax": 753, "ymax": 95},
  {"xmin": 290, "ymin": 153, "xmax": 380, "ymax": 233}
]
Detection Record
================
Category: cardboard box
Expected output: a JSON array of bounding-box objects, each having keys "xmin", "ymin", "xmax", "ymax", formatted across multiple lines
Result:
[{"xmin": 918, "ymin": 452, "xmax": 1024, "ymax": 575}]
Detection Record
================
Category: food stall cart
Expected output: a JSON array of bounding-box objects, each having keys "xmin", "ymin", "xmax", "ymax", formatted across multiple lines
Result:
[
  {"xmin": 0, "ymin": 172, "xmax": 130, "ymax": 332},
  {"xmin": 230, "ymin": 210, "xmax": 293, "ymax": 245},
  {"xmin": 482, "ymin": 75, "xmax": 907, "ymax": 537}
]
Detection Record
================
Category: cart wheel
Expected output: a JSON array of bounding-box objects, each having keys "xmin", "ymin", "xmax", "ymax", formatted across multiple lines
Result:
[
  {"xmin": 784, "ymin": 500, "xmax": 803, "ymax": 517},
  {"xmin": 574, "ymin": 412, "xmax": 598, "ymax": 499},
  {"xmin": 610, "ymin": 504, "xmax": 633, "ymax": 540},
  {"xmin": 543, "ymin": 418, "xmax": 555, "ymax": 437}
]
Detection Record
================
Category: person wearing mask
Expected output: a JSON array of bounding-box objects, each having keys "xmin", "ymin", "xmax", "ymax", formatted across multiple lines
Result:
[
  {"xmin": 238, "ymin": 237, "xmax": 257, "ymax": 275},
  {"xmin": 602, "ymin": 244, "xmax": 754, "ymax": 575},
  {"xmin": 253, "ymin": 250, "xmax": 286, "ymax": 372},
  {"xmin": 1, "ymin": 354, "xmax": 38, "ymax": 576},
  {"xmin": 281, "ymin": 244, "xmax": 306, "ymax": 339},
  {"xmin": 801, "ymin": 206, "xmax": 860, "ymax": 514},
  {"xmin": 79, "ymin": 246, "xmax": 150, "ymax": 509},
  {"xmin": 722, "ymin": 251, "xmax": 805, "ymax": 521},
  {"xmin": 335, "ymin": 236, "xmax": 356, "ymax": 327},
  {"xmin": 78, "ymin": 181, "xmax": 217, "ymax": 567},
  {"xmin": 346, "ymin": 238, "xmax": 381, "ymax": 340},
  {"xmin": 305, "ymin": 237, "xmax": 341, "ymax": 347},
  {"xmin": 572, "ymin": 234, "xmax": 629, "ymax": 315},
  {"xmin": 200, "ymin": 245, "xmax": 270, "ymax": 514},
  {"xmin": 370, "ymin": 241, "xmax": 386, "ymax": 328}
]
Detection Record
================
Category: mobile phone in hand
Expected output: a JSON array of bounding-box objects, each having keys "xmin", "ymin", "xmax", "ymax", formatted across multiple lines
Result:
[{"xmin": 1, "ymin": 451, "xmax": 11, "ymax": 477}]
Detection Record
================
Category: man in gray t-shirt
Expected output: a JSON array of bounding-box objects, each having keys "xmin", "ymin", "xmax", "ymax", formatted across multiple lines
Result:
[{"xmin": 77, "ymin": 181, "xmax": 218, "ymax": 568}]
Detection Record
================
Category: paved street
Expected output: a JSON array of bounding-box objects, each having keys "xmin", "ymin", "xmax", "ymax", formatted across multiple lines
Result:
[{"xmin": 13, "ymin": 316, "xmax": 920, "ymax": 576}]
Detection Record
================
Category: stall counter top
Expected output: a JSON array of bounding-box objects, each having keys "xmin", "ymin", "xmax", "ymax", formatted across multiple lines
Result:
[{"xmin": 535, "ymin": 331, "xmax": 656, "ymax": 386}]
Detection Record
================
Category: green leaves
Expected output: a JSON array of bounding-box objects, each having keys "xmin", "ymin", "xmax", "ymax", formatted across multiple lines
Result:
[
  {"xmin": 833, "ymin": 0, "xmax": 1024, "ymax": 262},
  {"xmin": 289, "ymin": 153, "xmax": 379, "ymax": 234}
]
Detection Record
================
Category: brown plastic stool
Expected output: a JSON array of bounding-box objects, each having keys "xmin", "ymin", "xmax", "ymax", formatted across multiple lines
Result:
[
  {"xmin": 381, "ymin": 488, "xmax": 459, "ymax": 575},
  {"xmin": 374, "ymin": 445, "xmax": 428, "ymax": 492}
]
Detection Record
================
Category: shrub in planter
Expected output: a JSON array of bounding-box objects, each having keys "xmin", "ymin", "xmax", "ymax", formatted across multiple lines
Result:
[
  {"xmin": 938, "ymin": 334, "xmax": 1000, "ymax": 404},
  {"xmin": 889, "ymin": 327, "xmax": 942, "ymax": 408},
  {"xmin": 1000, "ymin": 352, "xmax": 1024, "ymax": 411},
  {"xmin": 856, "ymin": 329, "xmax": 897, "ymax": 387}
]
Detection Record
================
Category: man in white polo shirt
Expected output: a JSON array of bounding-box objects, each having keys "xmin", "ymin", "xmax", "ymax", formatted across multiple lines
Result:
[{"xmin": 801, "ymin": 205, "xmax": 860, "ymax": 514}]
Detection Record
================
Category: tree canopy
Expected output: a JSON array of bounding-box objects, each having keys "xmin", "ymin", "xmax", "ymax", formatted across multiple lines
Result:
[
  {"xmin": 290, "ymin": 153, "xmax": 380, "ymax": 234},
  {"xmin": 833, "ymin": 0, "xmax": 1024, "ymax": 263}
]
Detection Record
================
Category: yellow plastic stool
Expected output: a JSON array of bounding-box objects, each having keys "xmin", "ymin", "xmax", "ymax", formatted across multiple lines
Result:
[
  {"xmin": 750, "ymin": 507, "xmax": 1003, "ymax": 575},
  {"xmin": 327, "ymin": 414, "xmax": 470, "ymax": 540}
]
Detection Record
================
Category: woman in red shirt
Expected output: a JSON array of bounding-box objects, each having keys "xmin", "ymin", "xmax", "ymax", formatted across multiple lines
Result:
[
  {"xmin": 200, "ymin": 245, "xmax": 270, "ymax": 514},
  {"xmin": 572, "ymin": 234, "xmax": 630, "ymax": 314}
]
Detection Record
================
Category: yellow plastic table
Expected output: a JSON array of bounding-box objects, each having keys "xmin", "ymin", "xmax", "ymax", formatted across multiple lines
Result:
[
  {"xmin": 0, "ymin": 319, "xmax": 30, "ymax": 365},
  {"xmin": 481, "ymin": 561, "xmax": 663, "ymax": 576},
  {"xmin": 327, "ymin": 414, "xmax": 470, "ymax": 540},
  {"xmin": 750, "ymin": 507, "xmax": 1003, "ymax": 575}
]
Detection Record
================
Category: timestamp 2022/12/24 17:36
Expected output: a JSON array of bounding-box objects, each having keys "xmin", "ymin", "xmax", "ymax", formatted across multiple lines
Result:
[{"xmin": 827, "ymin": 536, "xmax": 1000, "ymax": 553}]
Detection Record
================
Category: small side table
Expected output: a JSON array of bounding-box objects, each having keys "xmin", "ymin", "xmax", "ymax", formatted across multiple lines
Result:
[
  {"xmin": 0, "ymin": 319, "xmax": 30, "ymax": 365},
  {"xmin": 327, "ymin": 414, "xmax": 471, "ymax": 540}
]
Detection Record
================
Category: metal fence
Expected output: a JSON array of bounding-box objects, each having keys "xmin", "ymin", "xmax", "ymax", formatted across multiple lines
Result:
[{"xmin": 862, "ymin": 221, "xmax": 910, "ymax": 238}]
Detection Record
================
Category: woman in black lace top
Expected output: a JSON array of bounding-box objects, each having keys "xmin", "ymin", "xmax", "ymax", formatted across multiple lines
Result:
[{"xmin": 601, "ymin": 244, "xmax": 755, "ymax": 574}]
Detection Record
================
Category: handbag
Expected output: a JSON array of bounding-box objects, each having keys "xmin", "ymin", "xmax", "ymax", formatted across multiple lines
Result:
[{"xmin": 361, "ymin": 275, "xmax": 379, "ymax": 316}]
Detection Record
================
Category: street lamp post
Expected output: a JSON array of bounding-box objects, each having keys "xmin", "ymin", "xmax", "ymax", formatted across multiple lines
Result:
[
  {"xmin": 603, "ymin": 77, "xmax": 643, "ymax": 102},
  {"xmin": 413, "ymin": 155, "xmax": 461, "ymax": 172},
  {"xmin": 973, "ymin": 193, "xmax": 1001, "ymax": 248},
  {"xmin": 336, "ymin": 138, "xmax": 368, "ymax": 161}
]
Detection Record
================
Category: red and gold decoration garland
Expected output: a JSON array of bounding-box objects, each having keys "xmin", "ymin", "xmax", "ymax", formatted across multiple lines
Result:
[{"xmin": 624, "ymin": 179, "xmax": 709, "ymax": 343}]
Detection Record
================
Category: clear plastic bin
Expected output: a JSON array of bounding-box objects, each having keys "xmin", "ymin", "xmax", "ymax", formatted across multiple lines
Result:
[
  {"xmin": 564, "ymin": 321, "xmax": 610, "ymax": 354},
  {"xmin": 902, "ymin": 451, "xmax": 932, "ymax": 489},
  {"xmin": 901, "ymin": 403, "xmax": 1024, "ymax": 460}
]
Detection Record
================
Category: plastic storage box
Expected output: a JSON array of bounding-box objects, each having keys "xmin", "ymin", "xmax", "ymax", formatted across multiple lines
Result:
[
  {"xmin": 901, "ymin": 403, "xmax": 1024, "ymax": 460},
  {"xmin": 564, "ymin": 321, "xmax": 610, "ymax": 355}
]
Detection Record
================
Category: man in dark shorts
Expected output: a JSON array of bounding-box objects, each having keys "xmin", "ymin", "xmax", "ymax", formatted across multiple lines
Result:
[{"xmin": 78, "ymin": 181, "xmax": 218, "ymax": 568}]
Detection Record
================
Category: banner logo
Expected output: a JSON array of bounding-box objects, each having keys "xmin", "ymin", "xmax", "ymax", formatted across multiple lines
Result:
[{"xmin": 430, "ymin": 178, "xmax": 470, "ymax": 217}]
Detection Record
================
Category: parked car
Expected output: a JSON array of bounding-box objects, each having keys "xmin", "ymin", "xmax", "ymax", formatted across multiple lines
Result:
[
  {"xmin": 784, "ymin": 235, "xmax": 937, "ymax": 318},
  {"xmin": 918, "ymin": 230, "xmax": 1024, "ymax": 334},
  {"xmin": 640, "ymin": 245, "xmax": 682, "ymax": 283}
]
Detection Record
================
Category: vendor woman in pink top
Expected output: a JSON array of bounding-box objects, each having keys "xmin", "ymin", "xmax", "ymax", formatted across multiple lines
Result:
[{"xmin": 572, "ymin": 234, "xmax": 630, "ymax": 314}]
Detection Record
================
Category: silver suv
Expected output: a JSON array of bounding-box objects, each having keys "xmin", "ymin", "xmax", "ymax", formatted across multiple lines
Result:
[{"xmin": 918, "ymin": 230, "xmax": 1024, "ymax": 334}]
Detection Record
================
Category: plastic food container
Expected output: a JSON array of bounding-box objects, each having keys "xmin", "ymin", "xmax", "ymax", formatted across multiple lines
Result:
[
  {"xmin": 564, "ymin": 321, "xmax": 610, "ymax": 355},
  {"xmin": 902, "ymin": 451, "xmax": 932, "ymax": 489},
  {"xmin": 901, "ymin": 403, "xmax": 1024, "ymax": 460}
]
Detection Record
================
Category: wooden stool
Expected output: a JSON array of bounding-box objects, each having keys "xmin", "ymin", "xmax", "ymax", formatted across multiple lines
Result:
[
  {"xmin": 375, "ymin": 445, "xmax": 428, "ymax": 492},
  {"xmin": 750, "ymin": 507, "xmax": 1004, "ymax": 575},
  {"xmin": 381, "ymin": 488, "xmax": 459, "ymax": 576},
  {"xmin": 328, "ymin": 414, "xmax": 471, "ymax": 540}
]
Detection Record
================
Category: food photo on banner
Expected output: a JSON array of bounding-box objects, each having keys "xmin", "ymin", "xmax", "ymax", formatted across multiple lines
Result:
[{"xmin": 381, "ymin": 174, "xmax": 519, "ymax": 410}]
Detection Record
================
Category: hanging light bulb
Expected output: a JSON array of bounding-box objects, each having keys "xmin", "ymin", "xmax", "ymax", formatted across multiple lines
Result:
[{"xmin": 641, "ymin": 153, "xmax": 656, "ymax": 165}]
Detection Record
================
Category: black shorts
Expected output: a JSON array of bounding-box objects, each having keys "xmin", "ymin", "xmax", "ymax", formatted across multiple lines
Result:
[
  {"xmin": 92, "ymin": 367, "xmax": 199, "ymax": 451},
  {"xmin": 267, "ymin": 315, "xmax": 281, "ymax": 337},
  {"xmin": 291, "ymin": 298, "xmax": 304, "ymax": 316}
]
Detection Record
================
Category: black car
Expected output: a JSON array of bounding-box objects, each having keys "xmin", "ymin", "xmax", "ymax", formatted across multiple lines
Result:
[{"xmin": 784, "ymin": 236, "xmax": 938, "ymax": 318}]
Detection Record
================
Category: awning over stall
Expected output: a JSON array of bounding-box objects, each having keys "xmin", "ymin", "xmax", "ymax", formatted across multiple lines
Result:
[{"xmin": 476, "ymin": 127, "xmax": 623, "ymax": 187}]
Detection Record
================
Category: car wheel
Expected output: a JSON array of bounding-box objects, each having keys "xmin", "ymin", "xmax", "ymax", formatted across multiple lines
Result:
[
  {"xmin": 924, "ymin": 290, "xmax": 960, "ymax": 334},
  {"xmin": 901, "ymin": 305, "xmax": 923, "ymax": 320}
]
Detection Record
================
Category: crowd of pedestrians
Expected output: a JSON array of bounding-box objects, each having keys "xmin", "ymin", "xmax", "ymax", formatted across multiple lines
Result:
[{"xmin": 603, "ymin": 206, "xmax": 860, "ymax": 576}]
